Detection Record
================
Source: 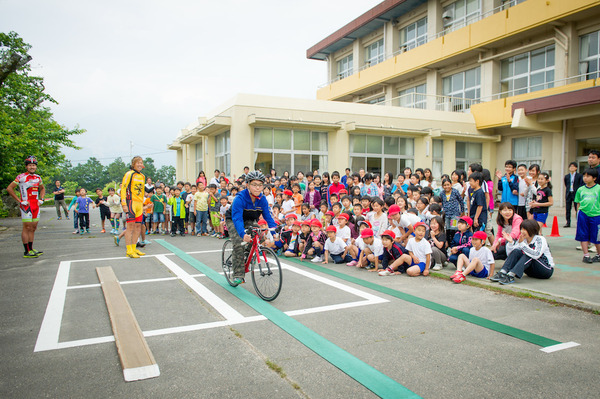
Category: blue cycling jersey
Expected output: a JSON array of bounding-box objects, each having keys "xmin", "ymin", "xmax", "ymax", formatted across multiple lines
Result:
[{"xmin": 226, "ymin": 189, "xmax": 277, "ymax": 237}]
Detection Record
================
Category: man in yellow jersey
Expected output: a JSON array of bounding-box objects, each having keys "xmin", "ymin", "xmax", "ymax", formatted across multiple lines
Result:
[{"xmin": 120, "ymin": 156, "xmax": 146, "ymax": 258}]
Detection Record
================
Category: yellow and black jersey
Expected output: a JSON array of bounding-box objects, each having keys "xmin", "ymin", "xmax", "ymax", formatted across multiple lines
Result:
[{"xmin": 121, "ymin": 170, "xmax": 145, "ymax": 204}]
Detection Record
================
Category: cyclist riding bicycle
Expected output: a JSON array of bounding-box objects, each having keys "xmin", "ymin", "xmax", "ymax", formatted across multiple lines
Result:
[{"xmin": 225, "ymin": 170, "xmax": 277, "ymax": 285}]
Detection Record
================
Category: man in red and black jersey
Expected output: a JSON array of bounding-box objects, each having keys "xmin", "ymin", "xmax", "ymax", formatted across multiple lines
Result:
[{"xmin": 7, "ymin": 156, "xmax": 46, "ymax": 258}]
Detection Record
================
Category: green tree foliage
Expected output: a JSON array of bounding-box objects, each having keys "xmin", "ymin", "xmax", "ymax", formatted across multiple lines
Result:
[
  {"xmin": 106, "ymin": 157, "xmax": 129, "ymax": 183},
  {"xmin": 0, "ymin": 31, "xmax": 83, "ymax": 188},
  {"xmin": 156, "ymin": 165, "xmax": 176, "ymax": 185},
  {"xmin": 68, "ymin": 157, "xmax": 105, "ymax": 190},
  {"xmin": 142, "ymin": 157, "xmax": 157, "ymax": 182},
  {"xmin": 61, "ymin": 180, "xmax": 79, "ymax": 196}
]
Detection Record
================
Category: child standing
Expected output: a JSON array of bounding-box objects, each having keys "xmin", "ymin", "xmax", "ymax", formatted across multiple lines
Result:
[
  {"xmin": 94, "ymin": 188, "xmax": 111, "ymax": 233},
  {"xmin": 168, "ymin": 187, "xmax": 186, "ymax": 236},
  {"xmin": 281, "ymin": 190, "xmax": 295, "ymax": 216},
  {"xmin": 68, "ymin": 188, "xmax": 81, "ymax": 234},
  {"xmin": 107, "ymin": 187, "xmax": 122, "ymax": 235},
  {"xmin": 467, "ymin": 172, "xmax": 487, "ymax": 231},
  {"xmin": 194, "ymin": 182, "xmax": 209, "ymax": 236},
  {"xmin": 496, "ymin": 160, "xmax": 519, "ymax": 207},
  {"xmin": 208, "ymin": 184, "xmax": 221, "ymax": 237},
  {"xmin": 76, "ymin": 188, "xmax": 95, "ymax": 234},
  {"xmin": 151, "ymin": 187, "xmax": 167, "ymax": 234},
  {"xmin": 291, "ymin": 183, "xmax": 303, "ymax": 214},
  {"xmin": 529, "ymin": 172, "xmax": 553, "ymax": 230},
  {"xmin": 405, "ymin": 222, "xmax": 432, "ymax": 277},
  {"xmin": 574, "ymin": 168, "xmax": 600, "ymax": 263},
  {"xmin": 451, "ymin": 231, "xmax": 495, "ymax": 283}
]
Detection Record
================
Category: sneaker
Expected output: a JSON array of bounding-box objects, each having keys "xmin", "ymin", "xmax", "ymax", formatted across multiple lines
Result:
[
  {"xmin": 134, "ymin": 249, "xmax": 145, "ymax": 256},
  {"xmin": 23, "ymin": 250, "xmax": 39, "ymax": 258},
  {"xmin": 126, "ymin": 251, "xmax": 140, "ymax": 259},
  {"xmin": 232, "ymin": 277, "xmax": 245, "ymax": 286},
  {"xmin": 452, "ymin": 273, "xmax": 466, "ymax": 283},
  {"xmin": 197, "ymin": 233, "xmax": 202, "ymax": 237},
  {"xmin": 57, "ymin": 217, "xmax": 62, "ymax": 220},
  {"xmin": 180, "ymin": 232, "xmax": 185, "ymax": 237},
  {"xmin": 32, "ymin": 249, "xmax": 44, "ymax": 256},
  {"xmin": 490, "ymin": 272, "xmax": 506, "ymax": 282},
  {"xmin": 592, "ymin": 255, "xmax": 600, "ymax": 263},
  {"xmin": 499, "ymin": 274, "xmax": 516, "ymax": 285},
  {"xmin": 86, "ymin": 229, "xmax": 90, "ymax": 234},
  {"xmin": 346, "ymin": 260, "xmax": 357, "ymax": 267},
  {"xmin": 113, "ymin": 236, "xmax": 120, "ymax": 246},
  {"xmin": 378, "ymin": 268, "xmax": 393, "ymax": 276},
  {"xmin": 141, "ymin": 240, "xmax": 151, "ymax": 245},
  {"xmin": 591, "ymin": 246, "xmax": 598, "ymax": 253},
  {"xmin": 583, "ymin": 255, "xmax": 594, "ymax": 264},
  {"xmin": 432, "ymin": 264, "xmax": 442, "ymax": 271},
  {"xmin": 80, "ymin": 230, "xmax": 84, "ymax": 235},
  {"xmin": 311, "ymin": 256, "xmax": 322, "ymax": 263},
  {"xmin": 101, "ymin": 229, "xmax": 106, "ymax": 233},
  {"xmin": 450, "ymin": 270, "xmax": 461, "ymax": 280},
  {"xmin": 72, "ymin": 230, "xmax": 78, "ymax": 234},
  {"xmin": 66, "ymin": 217, "xmax": 70, "ymax": 220},
  {"xmin": 365, "ymin": 264, "xmax": 375, "ymax": 270},
  {"xmin": 170, "ymin": 233, "xmax": 176, "ymax": 237},
  {"xmin": 136, "ymin": 242, "xmax": 146, "ymax": 248}
]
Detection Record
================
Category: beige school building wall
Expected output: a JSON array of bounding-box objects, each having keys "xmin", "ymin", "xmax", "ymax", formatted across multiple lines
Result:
[{"xmin": 168, "ymin": 93, "xmax": 502, "ymax": 183}]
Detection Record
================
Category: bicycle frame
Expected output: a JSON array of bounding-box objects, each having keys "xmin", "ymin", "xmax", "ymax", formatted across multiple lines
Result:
[{"xmin": 243, "ymin": 228, "xmax": 268, "ymax": 273}]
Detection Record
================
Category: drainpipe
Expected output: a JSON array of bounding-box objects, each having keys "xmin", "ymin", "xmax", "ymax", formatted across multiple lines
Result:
[{"xmin": 560, "ymin": 120, "xmax": 566, "ymax": 208}]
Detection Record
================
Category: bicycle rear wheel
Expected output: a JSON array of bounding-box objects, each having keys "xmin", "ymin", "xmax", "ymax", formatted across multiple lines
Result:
[
  {"xmin": 251, "ymin": 246, "xmax": 282, "ymax": 301},
  {"xmin": 221, "ymin": 239, "xmax": 236, "ymax": 286}
]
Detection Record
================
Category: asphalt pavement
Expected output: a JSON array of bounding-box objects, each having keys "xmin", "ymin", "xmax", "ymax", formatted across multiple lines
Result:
[{"xmin": 0, "ymin": 206, "xmax": 599, "ymax": 399}]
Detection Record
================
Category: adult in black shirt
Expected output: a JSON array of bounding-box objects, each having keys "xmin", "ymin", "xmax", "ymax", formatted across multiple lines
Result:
[
  {"xmin": 563, "ymin": 162, "xmax": 583, "ymax": 227},
  {"xmin": 53, "ymin": 180, "xmax": 69, "ymax": 219}
]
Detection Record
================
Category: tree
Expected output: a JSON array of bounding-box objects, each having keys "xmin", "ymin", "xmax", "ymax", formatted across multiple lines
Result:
[
  {"xmin": 106, "ymin": 157, "xmax": 129, "ymax": 183},
  {"xmin": 155, "ymin": 165, "xmax": 176, "ymax": 185},
  {"xmin": 0, "ymin": 31, "xmax": 83, "ymax": 188},
  {"xmin": 69, "ymin": 157, "xmax": 106, "ymax": 190},
  {"xmin": 142, "ymin": 157, "xmax": 157, "ymax": 181}
]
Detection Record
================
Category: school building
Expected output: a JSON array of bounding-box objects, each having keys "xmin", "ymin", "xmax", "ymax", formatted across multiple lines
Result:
[{"xmin": 169, "ymin": 0, "xmax": 600, "ymax": 204}]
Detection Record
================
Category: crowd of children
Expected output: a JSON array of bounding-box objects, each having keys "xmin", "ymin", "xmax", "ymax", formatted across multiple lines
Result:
[{"xmin": 63, "ymin": 153, "xmax": 600, "ymax": 284}]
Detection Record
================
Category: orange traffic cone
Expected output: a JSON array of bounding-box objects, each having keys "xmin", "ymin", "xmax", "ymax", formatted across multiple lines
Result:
[{"xmin": 549, "ymin": 216, "xmax": 561, "ymax": 237}]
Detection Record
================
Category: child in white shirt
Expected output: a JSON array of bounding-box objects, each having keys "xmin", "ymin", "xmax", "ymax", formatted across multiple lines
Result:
[
  {"xmin": 323, "ymin": 225, "xmax": 352, "ymax": 264},
  {"xmin": 405, "ymin": 222, "xmax": 432, "ymax": 277}
]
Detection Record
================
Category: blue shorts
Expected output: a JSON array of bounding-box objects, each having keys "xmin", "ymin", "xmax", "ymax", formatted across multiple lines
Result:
[
  {"xmin": 410, "ymin": 260, "xmax": 427, "ymax": 273},
  {"xmin": 152, "ymin": 212, "xmax": 165, "ymax": 223},
  {"xmin": 533, "ymin": 212, "xmax": 548, "ymax": 224},
  {"xmin": 469, "ymin": 267, "xmax": 489, "ymax": 278},
  {"xmin": 575, "ymin": 212, "xmax": 600, "ymax": 244},
  {"xmin": 274, "ymin": 240, "xmax": 284, "ymax": 249}
]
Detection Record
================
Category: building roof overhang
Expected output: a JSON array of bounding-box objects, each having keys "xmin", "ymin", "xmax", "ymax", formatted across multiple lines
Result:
[{"xmin": 306, "ymin": 0, "xmax": 428, "ymax": 60}]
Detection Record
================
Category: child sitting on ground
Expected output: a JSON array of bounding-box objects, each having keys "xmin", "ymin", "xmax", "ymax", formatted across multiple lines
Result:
[
  {"xmin": 450, "ymin": 231, "xmax": 495, "ymax": 283},
  {"xmin": 404, "ymin": 222, "xmax": 432, "ymax": 277},
  {"xmin": 356, "ymin": 228, "xmax": 383, "ymax": 271},
  {"xmin": 378, "ymin": 230, "xmax": 411, "ymax": 276},
  {"xmin": 301, "ymin": 219, "xmax": 326, "ymax": 262},
  {"xmin": 282, "ymin": 220, "xmax": 302, "ymax": 257},
  {"xmin": 448, "ymin": 216, "xmax": 473, "ymax": 265},
  {"xmin": 322, "ymin": 225, "xmax": 352, "ymax": 264}
]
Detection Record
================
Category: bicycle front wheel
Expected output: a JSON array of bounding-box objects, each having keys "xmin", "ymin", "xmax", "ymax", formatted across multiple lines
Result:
[
  {"xmin": 221, "ymin": 239, "xmax": 236, "ymax": 286},
  {"xmin": 251, "ymin": 246, "xmax": 282, "ymax": 301}
]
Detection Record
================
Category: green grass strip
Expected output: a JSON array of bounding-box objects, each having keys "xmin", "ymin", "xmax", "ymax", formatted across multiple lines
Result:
[
  {"xmin": 285, "ymin": 257, "xmax": 561, "ymax": 348},
  {"xmin": 155, "ymin": 239, "xmax": 420, "ymax": 399}
]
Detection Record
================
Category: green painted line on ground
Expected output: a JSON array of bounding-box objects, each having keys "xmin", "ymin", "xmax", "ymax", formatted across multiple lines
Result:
[
  {"xmin": 154, "ymin": 239, "xmax": 420, "ymax": 399},
  {"xmin": 285, "ymin": 257, "xmax": 561, "ymax": 348}
]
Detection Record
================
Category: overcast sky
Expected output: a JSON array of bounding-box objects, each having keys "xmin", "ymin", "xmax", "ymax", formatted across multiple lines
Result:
[{"xmin": 1, "ymin": 0, "xmax": 381, "ymax": 167}]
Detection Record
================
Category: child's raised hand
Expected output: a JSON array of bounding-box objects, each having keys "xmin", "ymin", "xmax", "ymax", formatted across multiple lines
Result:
[{"xmin": 495, "ymin": 170, "xmax": 502, "ymax": 180}]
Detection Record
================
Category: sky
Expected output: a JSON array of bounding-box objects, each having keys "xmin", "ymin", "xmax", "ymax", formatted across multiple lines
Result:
[{"xmin": 1, "ymin": 0, "xmax": 382, "ymax": 168}]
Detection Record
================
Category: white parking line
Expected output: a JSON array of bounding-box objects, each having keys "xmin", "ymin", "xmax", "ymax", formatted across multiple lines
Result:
[{"xmin": 35, "ymin": 251, "xmax": 388, "ymax": 352}]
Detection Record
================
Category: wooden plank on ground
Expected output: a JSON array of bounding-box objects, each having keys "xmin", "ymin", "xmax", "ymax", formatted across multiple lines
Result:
[{"xmin": 96, "ymin": 266, "xmax": 160, "ymax": 381}]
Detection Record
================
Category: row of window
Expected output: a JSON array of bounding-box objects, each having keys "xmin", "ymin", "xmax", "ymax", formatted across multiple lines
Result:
[{"xmin": 195, "ymin": 129, "xmax": 542, "ymax": 179}]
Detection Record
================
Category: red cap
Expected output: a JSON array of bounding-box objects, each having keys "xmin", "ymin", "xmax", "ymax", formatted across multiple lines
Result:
[
  {"xmin": 413, "ymin": 222, "xmax": 428, "ymax": 230},
  {"xmin": 360, "ymin": 228, "xmax": 374, "ymax": 238},
  {"xmin": 325, "ymin": 211, "xmax": 335, "ymax": 217},
  {"xmin": 326, "ymin": 225, "xmax": 337, "ymax": 233},
  {"xmin": 459, "ymin": 216, "xmax": 473, "ymax": 227},
  {"xmin": 338, "ymin": 189, "xmax": 348, "ymax": 194},
  {"xmin": 388, "ymin": 204, "xmax": 401, "ymax": 215},
  {"xmin": 292, "ymin": 220, "xmax": 302, "ymax": 226},
  {"xmin": 357, "ymin": 220, "xmax": 372, "ymax": 228},
  {"xmin": 283, "ymin": 189, "xmax": 293, "ymax": 196},
  {"xmin": 381, "ymin": 229, "xmax": 396, "ymax": 239},
  {"xmin": 310, "ymin": 219, "xmax": 323, "ymax": 228},
  {"xmin": 301, "ymin": 220, "xmax": 311, "ymax": 226},
  {"xmin": 285, "ymin": 213, "xmax": 298, "ymax": 219},
  {"xmin": 257, "ymin": 219, "xmax": 267, "ymax": 225},
  {"xmin": 473, "ymin": 231, "xmax": 487, "ymax": 240},
  {"xmin": 337, "ymin": 213, "xmax": 349, "ymax": 221}
]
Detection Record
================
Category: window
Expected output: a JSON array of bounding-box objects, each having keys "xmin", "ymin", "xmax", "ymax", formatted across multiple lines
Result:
[
  {"xmin": 580, "ymin": 30, "xmax": 600, "ymax": 81},
  {"xmin": 442, "ymin": 67, "xmax": 480, "ymax": 112},
  {"xmin": 502, "ymin": 0, "xmax": 527, "ymax": 10},
  {"xmin": 366, "ymin": 96, "xmax": 386, "ymax": 105},
  {"xmin": 512, "ymin": 136, "xmax": 542, "ymax": 167},
  {"xmin": 365, "ymin": 39, "xmax": 384, "ymax": 67},
  {"xmin": 398, "ymin": 84, "xmax": 426, "ymax": 109},
  {"xmin": 399, "ymin": 17, "xmax": 427, "ymax": 52},
  {"xmin": 195, "ymin": 141, "xmax": 203, "ymax": 178},
  {"xmin": 500, "ymin": 45, "xmax": 555, "ymax": 97},
  {"xmin": 253, "ymin": 128, "xmax": 328, "ymax": 174},
  {"xmin": 337, "ymin": 54, "xmax": 353, "ymax": 79},
  {"xmin": 214, "ymin": 131, "xmax": 230, "ymax": 177},
  {"xmin": 349, "ymin": 134, "xmax": 414, "ymax": 176},
  {"xmin": 455, "ymin": 142, "xmax": 482, "ymax": 170},
  {"xmin": 432, "ymin": 139, "xmax": 443, "ymax": 178},
  {"xmin": 443, "ymin": 0, "xmax": 481, "ymax": 34}
]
